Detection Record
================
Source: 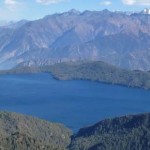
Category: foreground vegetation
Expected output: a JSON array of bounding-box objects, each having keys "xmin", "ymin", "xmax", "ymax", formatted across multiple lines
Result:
[
  {"xmin": 70, "ymin": 113, "xmax": 150, "ymax": 150},
  {"xmin": 0, "ymin": 112, "xmax": 72, "ymax": 150},
  {"xmin": 1, "ymin": 111, "xmax": 150, "ymax": 150}
]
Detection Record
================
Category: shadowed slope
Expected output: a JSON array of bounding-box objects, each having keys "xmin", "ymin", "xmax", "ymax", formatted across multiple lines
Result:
[{"xmin": 70, "ymin": 113, "xmax": 150, "ymax": 150}]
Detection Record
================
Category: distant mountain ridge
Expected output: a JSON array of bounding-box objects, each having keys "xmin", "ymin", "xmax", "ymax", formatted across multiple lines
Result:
[
  {"xmin": 0, "ymin": 9, "xmax": 149, "ymax": 70},
  {"xmin": 0, "ymin": 20, "xmax": 28, "ymax": 28}
]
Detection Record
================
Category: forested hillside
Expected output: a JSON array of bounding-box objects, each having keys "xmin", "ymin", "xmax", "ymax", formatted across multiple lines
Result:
[{"xmin": 0, "ymin": 112, "xmax": 72, "ymax": 150}]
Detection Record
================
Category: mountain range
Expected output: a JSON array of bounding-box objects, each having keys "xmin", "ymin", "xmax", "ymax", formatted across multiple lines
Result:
[{"xmin": 0, "ymin": 9, "xmax": 149, "ymax": 70}]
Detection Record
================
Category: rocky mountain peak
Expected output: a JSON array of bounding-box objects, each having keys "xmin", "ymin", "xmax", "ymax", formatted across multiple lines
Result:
[
  {"xmin": 141, "ymin": 8, "xmax": 150, "ymax": 14},
  {"xmin": 0, "ymin": 9, "xmax": 149, "ymax": 70}
]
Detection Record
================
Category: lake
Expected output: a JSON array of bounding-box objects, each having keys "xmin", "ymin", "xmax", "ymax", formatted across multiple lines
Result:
[{"xmin": 0, "ymin": 73, "xmax": 150, "ymax": 131}]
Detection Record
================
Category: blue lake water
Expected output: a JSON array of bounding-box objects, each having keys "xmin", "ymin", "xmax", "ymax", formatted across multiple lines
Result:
[{"xmin": 0, "ymin": 73, "xmax": 150, "ymax": 131}]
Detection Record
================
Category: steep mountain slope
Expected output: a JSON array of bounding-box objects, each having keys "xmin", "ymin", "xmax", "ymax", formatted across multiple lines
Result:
[
  {"xmin": 0, "ymin": 111, "xmax": 72, "ymax": 150},
  {"xmin": 70, "ymin": 113, "xmax": 150, "ymax": 150},
  {"xmin": 0, "ymin": 9, "xmax": 149, "ymax": 70}
]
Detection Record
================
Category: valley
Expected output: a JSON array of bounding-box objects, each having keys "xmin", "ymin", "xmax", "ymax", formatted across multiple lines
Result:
[
  {"xmin": 1, "ymin": 111, "xmax": 150, "ymax": 150},
  {"xmin": 0, "ymin": 73, "xmax": 150, "ymax": 132},
  {"xmin": 0, "ymin": 6, "xmax": 150, "ymax": 149}
]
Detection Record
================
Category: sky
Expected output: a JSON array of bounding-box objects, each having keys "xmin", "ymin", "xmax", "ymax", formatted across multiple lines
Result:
[{"xmin": 0, "ymin": 0, "xmax": 150, "ymax": 21}]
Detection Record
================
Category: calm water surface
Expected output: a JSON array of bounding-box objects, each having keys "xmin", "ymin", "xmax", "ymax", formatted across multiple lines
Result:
[{"xmin": 0, "ymin": 73, "xmax": 150, "ymax": 131}]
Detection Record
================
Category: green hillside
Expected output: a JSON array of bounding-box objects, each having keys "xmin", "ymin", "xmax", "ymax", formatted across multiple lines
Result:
[
  {"xmin": 1, "ymin": 61, "xmax": 150, "ymax": 89},
  {"xmin": 41, "ymin": 61, "xmax": 150, "ymax": 89},
  {"xmin": 1, "ymin": 111, "xmax": 150, "ymax": 150},
  {"xmin": 0, "ymin": 112, "xmax": 72, "ymax": 150},
  {"xmin": 70, "ymin": 113, "xmax": 150, "ymax": 150}
]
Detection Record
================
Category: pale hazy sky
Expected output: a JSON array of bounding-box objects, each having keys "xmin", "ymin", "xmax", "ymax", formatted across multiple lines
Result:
[{"xmin": 0, "ymin": 0, "xmax": 150, "ymax": 21}]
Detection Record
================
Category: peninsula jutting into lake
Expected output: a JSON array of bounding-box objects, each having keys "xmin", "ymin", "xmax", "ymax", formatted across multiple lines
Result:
[{"xmin": 0, "ymin": 0, "xmax": 150, "ymax": 149}]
